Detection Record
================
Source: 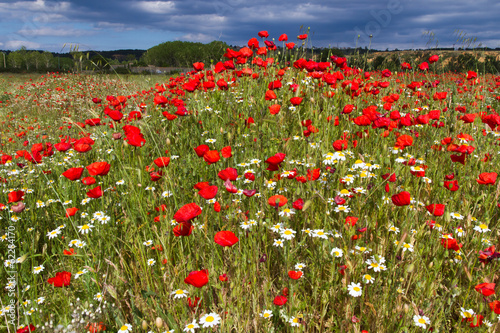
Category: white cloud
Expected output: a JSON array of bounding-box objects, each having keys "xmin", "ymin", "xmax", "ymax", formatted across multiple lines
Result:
[
  {"xmin": 4, "ymin": 40, "xmax": 41, "ymax": 50},
  {"xmin": 177, "ymin": 33, "xmax": 215, "ymax": 43},
  {"xmin": 133, "ymin": 1, "xmax": 175, "ymax": 14},
  {"xmin": 17, "ymin": 26, "xmax": 90, "ymax": 37}
]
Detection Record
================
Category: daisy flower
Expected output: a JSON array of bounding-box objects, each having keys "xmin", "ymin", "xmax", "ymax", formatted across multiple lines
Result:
[
  {"xmin": 295, "ymin": 263, "xmax": 306, "ymax": 270},
  {"xmin": 33, "ymin": 265, "xmax": 44, "ymax": 274},
  {"xmin": 199, "ymin": 313, "xmax": 221, "ymax": 328},
  {"xmin": 280, "ymin": 228, "xmax": 296, "ymax": 240},
  {"xmin": 363, "ymin": 274, "xmax": 375, "ymax": 284},
  {"xmin": 450, "ymin": 212, "xmax": 464, "ymax": 220},
  {"xmin": 147, "ymin": 259, "xmax": 156, "ymax": 266},
  {"xmin": 474, "ymin": 223, "xmax": 490, "ymax": 233},
  {"xmin": 413, "ymin": 315, "xmax": 430, "ymax": 329},
  {"xmin": 77, "ymin": 224, "xmax": 94, "ymax": 234},
  {"xmin": 460, "ymin": 308, "xmax": 475, "ymax": 319},
  {"xmin": 290, "ymin": 316, "xmax": 301, "ymax": 327},
  {"xmin": 46, "ymin": 228, "xmax": 61, "ymax": 239},
  {"xmin": 347, "ymin": 282, "xmax": 362, "ymax": 297},
  {"xmin": 184, "ymin": 321, "xmax": 200, "ymax": 333},
  {"xmin": 118, "ymin": 324, "xmax": 132, "ymax": 333},
  {"xmin": 171, "ymin": 289, "xmax": 189, "ymax": 299},
  {"xmin": 273, "ymin": 239, "xmax": 285, "ymax": 248},
  {"xmin": 331, "ymin": 248, "xmax": 343, "ymax": 258},
  {"xmin": 402, "ymin": 243, "xmax": 414, "ymax": 252},
  {"xmin": 74, "ymin": 269, "xmax": 88, "ymax": 279},
  {"xmin": 260, "ymin": 310, "xmax": 273, "ymax": 319},
  {"xmin": 312, "ymin": 229, "xmax": 328, "ymax": 239}
]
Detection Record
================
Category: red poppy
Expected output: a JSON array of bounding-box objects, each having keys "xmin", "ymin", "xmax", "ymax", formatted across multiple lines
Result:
[
  {"xmin": 55, "ymin": 142, "xmax": 72, "ymax": 152},
  {"xmin": 297, "ymin": 34, "xmax": 308, "ymax": 40},
  {"xmin": 285, "ymin": 42, "xmax": 295, "ymax": 49},
  {"xmin": 292, "ymin": 198, "xmax": 304, "ymax": 210},
  {"xmin": 214, "ymin": 202, "xmax": 221, "ymax": 212},
  {"xmin": 395, "ymin": 135, "xmax": 413, "ymax": 149},
  {"xmin": 343, "ymin": 104, "xmax": 355, "ymax": 114},
  {"xmin": 268, "ymin": 195, "xmax": 288, "ymax": 207},
  {"xmin": 65, "ymin": 207, "xmax": 79, "ymax": 217},
  {"xmin": 224, "ymin": 179, "xmax": 238, "ymax": 193},
  {"xmin": 193, "ymin": 62, "xmax": 204, "ymax": 71},
  {"xmin": 477, "ymin": 172, "xmax": 497, "ymax": 185},
  {"xmin": 203, "ymin": 150, "xmax": 220, "ymax": 164},
  {"xmin": 86, "ymin": 321, "xmax": 106, "ymax": 333},
  {"xmin": 214, "ymin": 231, "xmax": 239, "ymax": 247},
  {"xmin": 278, "ymin": 34, "xmax": 288, "ymax": 41},
  {"xmin": 184, "ymin": 269, "xmax": 209, "ymax": 288},
  {"xmin": 63, "ymin": 248, "xmax": 75, "ymax": 256},
  {"xmin": 444, "ymin": 180, "xmax": 459, "ymax": 191},
  {"xmin": 173, "ymin": 203, "xmax": 202, "ymax": 223},
  {"xmin": 475, "ymin": 283, "xmax": 495, "ymax": 297},
  {"xmin": 243, "ymin": 189, "xmax": 257, "ymax": 197},
  {"xmin": 391, "ymin": 191, "xmax": 411, "ymax": 206},
  {"xmin": 345, "ymin": 216, "xmax": 358, "ymax": 226},
  {"xmin": 86, "ymin": 162, "xmax": 110, "ymax": 176},
  {"xmin": 198, "ymin": 185, "xmax": 218, "ymax": 200},
  {"xmin": 441, "ymin": 236, "xmax": 461, "ymax": 251},
  {"xmin": 8, "ymin": 190, "xmax": 25, "ymax": 203},
  {"xmin": 16, "ymin": 324, "xmax": 36, "ymax": 333},
  {"xmin": 265, "ymin": 90, "xmax": 277, "ymax": 100},
  {"xmin": 269, "ymin": 104, "xmax": 281, "ymax": 115},
  {"xmin": 218, "ymin": 167, "xmax": 238, "ymax": 181},
  {"xmin": 265, "ymin": 153, "xmax": 286, "ymax": 171},
  {"xmin": 258, "ymin": 31, "xmax": 269, "ymax": 38},
  {"xmin": 62, "ymin": 167, "xmax": 84, "ymax": 181},
  {"xmin": 273, "ymin": 295, "xmax": 288, "ymax": 306},
  {"xmin": 47, "ymin": 271, "xmax": 71, "ymax": 287},
  {"xmin": 194, "ymin": 144, "xmax": 210, "ymax": 157},
  {"xmin": 426, "ymin": 204, "xmax": 445, "ymax": 216},
  {"xmin": 221, "ymin": 146, "xmax": 232, "ymax": 158},
  {"xmin": 219, "ymin": 274, "xmax": 228, "ymax": 282},
  {"xmin": 153, "ymin": 157, "xmax": 170, "ymax": 168},
  {"xmin": 288, "ymin": 270, "xmax": 303, "ymax": 279},
  {"xmin": 332, "ymin": 140, "xmax": 348, "ymax": 151},
  {"xmin": 74, "ymin": 143, "xmax": 92, "ymax": 153},
  {"xmin": 173, "ymin": 222, "xmax": 194, "ymax": 237},
  {"xmin": 290, "ymin": 97, "xmax": 303, "ymax": 106},
  {"xmin": 81, "ymin": 177, "xmax": 96, "ymax": 186},
  {"xmin": 429, "ymin": 55, "xmax": 439, "ymax": 63},
  {"xmin": 489, "ymin": 300, "xmax": 500, "ymax": 314},
  {"xmin": 86, "ymin": 186, "xmax": 103, "ymax": 199}
]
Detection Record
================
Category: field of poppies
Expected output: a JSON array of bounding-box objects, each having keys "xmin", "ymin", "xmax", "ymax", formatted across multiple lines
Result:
[{"xmin": 1, "ymin": 32, "xmax": 500, "ymax": 332}]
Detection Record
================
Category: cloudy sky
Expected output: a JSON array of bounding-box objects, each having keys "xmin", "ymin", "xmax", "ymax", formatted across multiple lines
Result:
[{"xmin": 0, "ymin": 0, "xmax": 499, "ymax": 52}]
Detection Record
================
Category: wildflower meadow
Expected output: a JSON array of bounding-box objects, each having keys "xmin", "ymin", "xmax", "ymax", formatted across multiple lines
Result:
[{"xmin": 1, "ymin": 32, "xmax": 500, "ymax": 332}]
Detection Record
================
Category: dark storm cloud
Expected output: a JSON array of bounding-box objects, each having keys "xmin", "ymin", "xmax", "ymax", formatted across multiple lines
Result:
[{"xmin": 0, "ymin": 0, "xmax": 498, "ymax": 51}]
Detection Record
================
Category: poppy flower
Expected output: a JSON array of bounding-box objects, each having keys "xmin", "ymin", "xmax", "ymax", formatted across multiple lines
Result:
[
  {"xmin": 74, "ymin": 143, "xmax": 92, "ymax": 153},
  {"xmin": 194, "ymin": 144, "xmax": 210, "ymax": 157},
  {"xmin": 243, "ymin": 189, "xmax": 257, "ymax": 197},
  {"xmin": 258, "ymin": 31, "xmax": 269, "ymax": 38},
  {"xmin": 16, "ymin": 324, "xmax": 36, "ymax": 333},
  {"xmin": 391, "ymin": 191, "xmax": 411, "ymax": 206},
  {"xmin": 429, "ymin": 55, "xmax": 439, "ymax": 63},
  {"xmin": 81, "ymin": 177, "xmax": 96, "ymax": 186},
  {"xmin": 285, "ymin": 42, "xmax": 295, "ymax": 49},
  {"xmin": 345, "ymin": 216, "xmax": 358, "ymax": 226},
  {"xmin": 184, "ymin": 269, "xmax": 209, "ymax": 288},
  {"xmin": 292, "ymin": 198, "xmax": 304, "ymax": 210},
  {"xmin": 198, "ymin": 185, "xmax": 218, "ymax": 200},
  {"xmin": 268, "ymin": 195, "xmax": 288, "ymax": 207},
  {"xmin": 290, "ymin": 97, "xmax": 303, "ymax": 106},
  {"xmin": 193, "ymin": 62, "xmax": 204, "ymax": 71},
  {"xmin": 278, "ymin": 34, "xmax": 288, "ymax": 41},
  {"xmin": 173, "ymin": 222, "xmax": 194, "ymax": 237},
  {"xmin": 265, "ymin": 153, "xmax": 286, "ymax": 171},
  {"xmin": 8, "ymin": 190, "xmax": 25, "ymax": 203},
  {"xmin": 214, "ymin": 202, "xmax": 221, "ymax": 212},
  {"xmin": 86, "ymin": 186, "xmax": 103, "ymax": 199},
  {"xmin": 224, "ymin": 179, "xmax": 238, "ymax": 193},
  {"xmin": 203, "ymin": 150, "xmax": 220, "ymax": 164},
  {"xmin": 63, "ymin": 248, "xmax": 75, "ymax": 256},
  {"xmin": 47, "ymin": 271, "xmax": 71, "ymax": 287},
  {"xmin": 65, "ymin": 207, "xmax": 79, "ymax": 217},
  {"xmin": 54, "ymin": 142, "xmax": 72, "ymax": 152},
  {"xmin": 269, "ymin": 104, "xmax": 281, "ymax": 115},
  {"xmin": 219, "ymin": 274, "xmax": 228, "ymax": 282},
  {"xmin": 214, "ymin": 231, "xmax": 239, "ymax": 247},
  {"xmin": 265, "ymin": 90, "xmax": 277, "ymax": 100},
  {"xmin": 273, "ymin": 295, "xmax": 288, "ymax": 306},
  {"xmin": 426, "ymin": 204, "xmax": 445, "ymax": 216},
  {"xmin": 62, "ymin": 167, "xmax": 84, "ymax": 181},
  {"xmin": 476, "ymin": 172, "xmax": 497, "ymax": 185},
  {"xmin": 218, "ymin": 167, "xmax": 238, "ymax": 181},
  {"xmin": 395, "ymin": 135, "xmax": 413, "ymax": 149},
  {"xmin": 475, "ymin": 283, "xmax": 495, "ymax": 297},
  {"xmin": 173, "ymin": 203, "xmax": 202, "ymax": 223},
  {"xmin": 297, "ymin": 34, "xmax": 308, "ymax": 40},
  {"xmin": 153, "ymin": 157, "xmax": 170, "ymax": 168},
  {"xmin": 444, "ymin": 180, "xmax": 459, "ymax": 191},
  {"xmin": 489, "ymin": 300, "xmax": 500, "ymax": 314},
  {"xmin": 441, "ymin": 236, "xmax": 461, "ymax": 251},
  {"xmin": 288, "ymin": 270, "xmax": 303, "ymax": 279},
  {"xmin": 221, "ymin": 146, "xmax": 232, "ymax": 158},
  {"xmin": 86, "ymin": 162, "xmax": 110, "ymax": 176}
]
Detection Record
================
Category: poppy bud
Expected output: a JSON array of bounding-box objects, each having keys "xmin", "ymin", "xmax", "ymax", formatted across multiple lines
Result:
[
  {"xmin": 112, "ymin": 133, "xmax": 122, "ymax": 140},
  {"xmin": 11, "ymin": 202, "xmax": 26, "ymax": 213},
  {"xmin": 155, "ymin": 317, "xmax": 164, "ymax": 328}
]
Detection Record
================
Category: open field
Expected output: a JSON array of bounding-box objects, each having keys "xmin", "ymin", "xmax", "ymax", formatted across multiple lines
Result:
[{"xmin": 1, "ymin": 40, "xmax": 500, "ymax": 332}]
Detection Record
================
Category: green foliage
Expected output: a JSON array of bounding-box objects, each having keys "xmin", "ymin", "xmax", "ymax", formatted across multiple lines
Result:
[{"xmin": 141, "ymin": 40, "xmax": 229, "ymax": 67}]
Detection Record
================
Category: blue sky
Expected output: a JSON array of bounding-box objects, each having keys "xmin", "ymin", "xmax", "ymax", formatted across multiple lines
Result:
[{"xmin": 0, "ymin": 0, "xmax": 499, "ymax": 52}]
